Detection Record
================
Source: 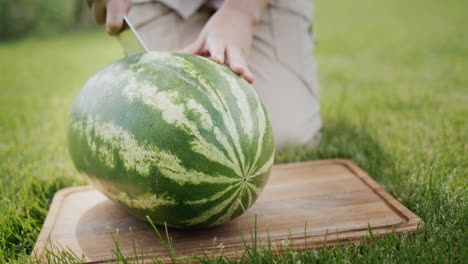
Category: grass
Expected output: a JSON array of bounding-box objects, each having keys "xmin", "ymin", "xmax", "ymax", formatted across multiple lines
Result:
[{"xmin": 0, "ymin": 0, "xmax": 466, "ymax": 262}]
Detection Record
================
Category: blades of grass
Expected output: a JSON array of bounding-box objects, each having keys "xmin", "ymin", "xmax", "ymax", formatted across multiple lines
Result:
[
  {"xmin": 304, "ymin": 221, "xmax": 308, "ymax": 250},
  {"xmin": 64, "ymin": 245, "xmax": 86, "ymax": 264},
  {"xmin": 163, "ymin": 222, "xmax": 180, "ymax": 263},
  {"xmin": 41, "ymin": 243, "xmax": 86, "ymax": 264},
  {"xmin": 237, "ymin": 220, "xmax": 252, "ymax": 260},
  {"xmin": 367, "ymin": 223, "xmax": 375, "ymax": 240},
  {"xmin": 274, "ymin": 238, "xmax": 283, "ymax": 259},
  {"xmin": 145, "ymin": 216, "xmax": 178, "ymax": 264},
  {"xmin": 108, "ymin": 227, "xmax": 130, "ymax": 264},
  {"xmin": 216, "ymin": 251, "xmax": 225, "ymax": 263},
  {"xmin": 322, "ymin": 230, "xmax": 329, "ymax": 249},
  {"xmin": 250, "ymin": 212, "xmax": 258, "ymax": 259},
  {"xmin": 266, "ymin": 226, "xmax": 272, "ymax": 253},
  {"xmin": 254, "ymin": 213, "xmax": 258, "ymax": 258},
  {"xmin": 129, "ymin": 226, "xmax": 140, "ymax": 264},
  {"xmin": 288, "ymin": 227, "xmax": 294, "ymax": 251},
  {"xmin": 191, "ymin": 255, "xmax": 208, "ymax": 263}
]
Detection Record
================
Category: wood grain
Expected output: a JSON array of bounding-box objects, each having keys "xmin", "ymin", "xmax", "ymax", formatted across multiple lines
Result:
[{"xmin": 32, "ymin": 159, "xmax": 422, "ymax": 263}]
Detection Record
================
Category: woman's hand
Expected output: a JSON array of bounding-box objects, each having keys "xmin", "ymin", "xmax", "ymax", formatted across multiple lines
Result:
[
  {"xmin": 87, "ymin": 0, "xmax": 132, "ymax": 35},
  {"xmin": 180, "ymin": 0, "xmax": 268, "ymax": 84}
]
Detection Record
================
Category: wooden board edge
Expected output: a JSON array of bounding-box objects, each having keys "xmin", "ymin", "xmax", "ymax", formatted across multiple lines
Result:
[
  {"xmin": 136, "ymin": 221, "xmax": 423, "ymax": 264},
  {"xmin": 83, "ymin": 217, "xmax": 423, "ymax": 264},
  {"xmin": 31, "ymin": 185, "xmax": 95, "ymax": 261},
  {"xmin": 272, "ymin": 159, "xmax": 337, "ymax": 170},
  {"xmin": 331, "ymin": 159, "xmax": 423, "ymax": 227}
]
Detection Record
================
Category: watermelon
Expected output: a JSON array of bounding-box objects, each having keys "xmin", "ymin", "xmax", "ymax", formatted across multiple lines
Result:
[{"xmin": 67, "ymin": 52, "xmax": 275, "ymax": 229}]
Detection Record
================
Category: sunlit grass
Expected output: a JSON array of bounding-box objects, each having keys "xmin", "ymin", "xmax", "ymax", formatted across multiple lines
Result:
[{"xmin": 1, "ymin": 0, "xmax": 467, "ymax": 262}]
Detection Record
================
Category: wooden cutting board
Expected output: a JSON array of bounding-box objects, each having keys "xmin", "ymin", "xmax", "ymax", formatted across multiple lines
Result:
[{"xmin": 32, "ymin": 159, "xmax": 422, "ymax": 263}]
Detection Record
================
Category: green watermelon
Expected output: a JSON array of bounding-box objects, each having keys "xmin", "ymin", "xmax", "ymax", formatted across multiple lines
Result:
[{"xmin": 68, "ymin": 52, "xmax": 275, "ymax": 229}]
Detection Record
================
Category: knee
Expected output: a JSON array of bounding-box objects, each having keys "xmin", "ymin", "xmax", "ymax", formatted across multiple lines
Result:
[{"xmin": 273, "ymin": 121, "xmax": 321, "ymax": 151}]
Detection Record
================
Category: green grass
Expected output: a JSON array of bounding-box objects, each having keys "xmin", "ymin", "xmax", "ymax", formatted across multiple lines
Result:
[{"xmin": 0, "ymin": 0, "xmax": 467, "ymax": 262}]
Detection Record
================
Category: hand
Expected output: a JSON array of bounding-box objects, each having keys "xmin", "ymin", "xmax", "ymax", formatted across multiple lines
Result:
[
  {"xmin": 87, "ymin": 0, "xmax": 132, "ymax": 35},
  {"xmin": 180, "ymin": 0, "xmax": 268, "ymax": 84}
]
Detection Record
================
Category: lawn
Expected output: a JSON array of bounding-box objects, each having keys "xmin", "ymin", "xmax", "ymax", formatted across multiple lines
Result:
[{"xmin": 0, "ymin": 0, "xmax": 467, "ymax": 263}]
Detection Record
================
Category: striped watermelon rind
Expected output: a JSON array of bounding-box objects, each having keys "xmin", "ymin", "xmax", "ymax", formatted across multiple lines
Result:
[{"xmin": 68, "ymin": 52, "xmax": 275, "ymax": 229}]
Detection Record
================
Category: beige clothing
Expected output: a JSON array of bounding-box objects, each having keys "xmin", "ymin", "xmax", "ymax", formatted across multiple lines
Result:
[
  {"xmin": 128, "ymin": 0, "xmax": 321, "ymax": 150},
  {"xmin": 132, "ymin": 0, "xmax": 224, "ymax": 19}
]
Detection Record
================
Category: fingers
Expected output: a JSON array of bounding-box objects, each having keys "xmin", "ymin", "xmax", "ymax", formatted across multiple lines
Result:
[
  {"xmin": 178, "ymin": 39, "xmax": 204, "ymax": 54},
  {"xmin": 90, "ymin": 0, "xmax": 131, "ymax": 35},
  {"xmin": 92, "ymin": 0, "xmax": 107, "ymax": 25},
  {"xmin": 106, "ymin": 0, "xmax": 127, "ymax": 35},
  {"xmin": 179, "ymin": 38, "xmax": 254, "ymax": 84},
  {"xmin": 123, "ymin": 0, "xmax": 132, "ymax": 13},
  {"xmin": 205, "ymin": 39, "xmax": 225, "ymax": 64},
  {"xmin": 226, "ymin": 46, "xmax": 254, "ymax": 84},
  {"xmin": 179, "ymin": 37, "xmax": 225, "ymax": 64}
]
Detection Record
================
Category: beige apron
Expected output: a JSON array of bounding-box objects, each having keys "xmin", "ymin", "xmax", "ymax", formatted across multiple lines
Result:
[{"xmin": 128, "ymin": 0, "xmax": 321, "ymax": 150}]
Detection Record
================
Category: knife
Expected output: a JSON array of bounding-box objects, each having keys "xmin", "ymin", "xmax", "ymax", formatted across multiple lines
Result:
[{"xmin": 117, "ymin": 16, "xmax": 150, "ymax": 56}]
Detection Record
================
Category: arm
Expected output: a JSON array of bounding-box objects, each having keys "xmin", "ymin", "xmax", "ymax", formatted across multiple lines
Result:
[{"xmin": 181, "ymin": 0, "xmax": 269, "ymax": 83}]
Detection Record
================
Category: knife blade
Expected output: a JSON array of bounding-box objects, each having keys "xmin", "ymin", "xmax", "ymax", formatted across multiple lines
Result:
[{"xmin": 117, "ymin": 16, "xmax": 150, "ymax": 56}]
